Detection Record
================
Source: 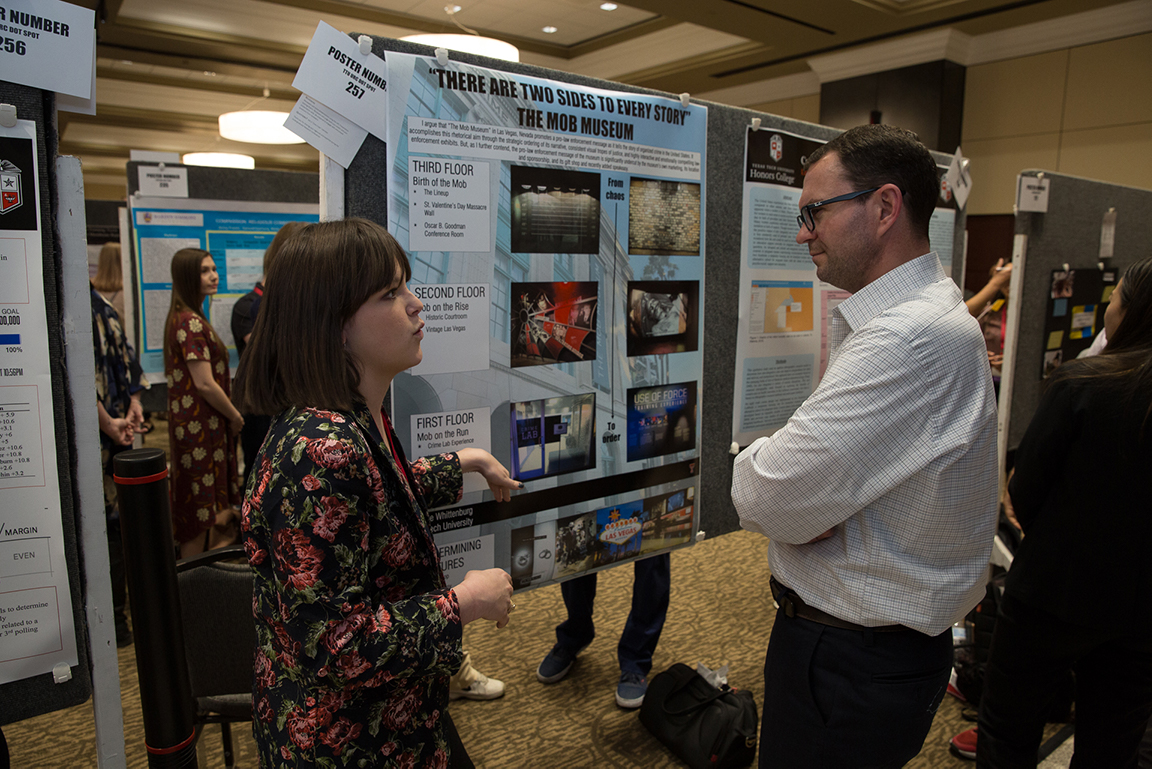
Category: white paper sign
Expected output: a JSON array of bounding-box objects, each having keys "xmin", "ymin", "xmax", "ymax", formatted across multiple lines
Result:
[
  {"xmin": 946, "ymin": 147, "xmax": 971, "ymax": 210},
  {"xmin": 411, "ymin": 283, "xmax": 491, "ymax": 375},
  {"xmin": 0, "ymin": 0, "xmax": 95, "ymax": 98},
  {"xmin": 1017, "ymin": 175, "xmax": 1050, "ymax": 213},
  {"xmin": 292, "ymin": 21, "xmax": 388, "ymax": 141},
  {"xmin": 137, "ymin": 165, "xmax": 188, "ymax": 198},
  {"xmin": 55, "ymin": 28, "xmax": 96, "ymax": 115},
  {"xmin": 435, "ymin": 534, "xmax": 495, "ymax": 588},
  {"xmin": 283, "ymin": 94, "xmax": 367, "ymax": 169},
  {"xmin": 409, "ymin": 158, "xmax": 491, "ymax": 252},
  {"xmin": 1099, "ymin": 209, "xmax": 1117, "ymax": 259}
]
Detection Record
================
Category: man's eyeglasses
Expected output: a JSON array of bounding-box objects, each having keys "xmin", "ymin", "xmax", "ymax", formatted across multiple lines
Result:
[{"xmin": 796, "ymin": 187, "xmax": 880, "ymax": 232}]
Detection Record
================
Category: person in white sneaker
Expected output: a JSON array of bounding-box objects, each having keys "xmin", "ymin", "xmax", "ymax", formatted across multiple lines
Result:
[{"xmin": 449, "ymin": 651, "xmax": 505, "ymax": 701}]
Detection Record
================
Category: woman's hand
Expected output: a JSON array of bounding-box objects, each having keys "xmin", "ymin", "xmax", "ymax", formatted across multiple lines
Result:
[
  {"xmin": 229, "ymin": 413, "xmax": 245, "ymax": 434},
  {"xmin": 457, "ymin": 448, "xmax": 522, "ymax": 502},
  {"xmin": 454, "ymin": 568, "xmax": 514, "ymax": 628}
]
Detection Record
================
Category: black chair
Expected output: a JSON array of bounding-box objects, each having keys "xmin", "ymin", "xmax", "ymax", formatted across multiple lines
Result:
[{"xmin": 175, "ymin": 545, "xmax": 255, "ymax": 768}]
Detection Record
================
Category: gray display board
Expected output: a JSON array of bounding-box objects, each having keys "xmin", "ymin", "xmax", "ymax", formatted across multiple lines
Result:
[
  {"xmin": 345, "ymin": 38, "xmax": 964, "ymax": 540},
  {"xmin": 1007, "ymin": 170, "xmax": 1150, "ymax": 449},
  {"xmin": 123, "ymin": 163, "xmax": 319, "ymax": 411},
  {"xmin": 0, "ymin": 84, "xmax": 92, "ymax": 724}
]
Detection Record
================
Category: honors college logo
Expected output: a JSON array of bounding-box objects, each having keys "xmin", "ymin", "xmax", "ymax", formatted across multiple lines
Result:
[
  {"xmin": 769, "ymin": 134, "xmax": 784, "ymax": 162},
  {"xmin": 0, "ymin": 160, "xmax": 21, "ymax": 215}
]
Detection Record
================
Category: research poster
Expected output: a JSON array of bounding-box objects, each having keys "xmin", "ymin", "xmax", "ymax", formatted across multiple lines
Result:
[
  {"xmin": 127, "ymin": 198, "xmax": 318, "ymax": 377},
  {"xmin": 382, "ymin": 53, "xmax": 706, "ymax": 590},
  {"xmin": 731, "ymin": 128, "xmax": 961, "ymax": 446},
  {"xmin": 0, "ymin": 120, "xmax": 80, "ymax": 684}
]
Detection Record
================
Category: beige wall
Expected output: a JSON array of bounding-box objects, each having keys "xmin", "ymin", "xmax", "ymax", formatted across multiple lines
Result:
[
  {"xmin": 962, "ymin": 32, "xmax": 1152, "ymax": 214},
  {"xmin": 749, "ymin": 94, "xmax": 821, "ymax": 125}
]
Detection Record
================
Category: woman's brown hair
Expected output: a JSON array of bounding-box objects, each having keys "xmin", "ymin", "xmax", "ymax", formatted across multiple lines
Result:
[
  {"xmin": 92, "ymin": 242, "xmax": 123, "ymax": 293},
  {"xmin": 163, "ymin": 247, "xmax": 213, "ymax": 367},
  {"xmin": 233, "ymin": 218, "xmax": 411, "ymax": 415}
]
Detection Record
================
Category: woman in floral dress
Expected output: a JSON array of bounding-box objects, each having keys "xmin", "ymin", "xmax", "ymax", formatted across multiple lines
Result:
[
  {"xmin": 164, "ymin": 247, "xmax": 244, "ymax": 558},
  {"xmin": 234, "ymin": 218, "xmax": 518, "ymax": 768}
]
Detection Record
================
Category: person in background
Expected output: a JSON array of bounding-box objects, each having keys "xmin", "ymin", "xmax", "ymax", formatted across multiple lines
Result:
[
  {"xmin": 966, "ymin": 257, "xmax": 1014, "ymax": 383},
  {"xmin": 977, "ymin": 257, "xmax": 1152, "ymax": 767},
  {"xmin": 93, "ymin": 242, "xmax": 126, "ymax": 319},
  {"xmin": 230, "ymin": 221, "xmax": 306, "ymax": 490},
  {"xmin": 92, "ymin": 282, "xmax": 147, "ymax": 646},
  {"xmin": 164, "ymin": 248, "xmax": 243, "ymax": 558},
  {"xmin": 535, "ymin": 555, "xmax": 670, "ymax": 709},
  {"xmin": 234, "ymin": 218, "xmax": 519, "ymax": 768},
  {"xmin": 731, "ymin": 124, "xmax": 999, "ymax": 767}
]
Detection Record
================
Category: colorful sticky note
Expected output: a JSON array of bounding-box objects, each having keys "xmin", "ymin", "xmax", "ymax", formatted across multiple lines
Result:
[
  {"xmin": 1047, "ymin": 330, "xmax": 1064, "ymax": 350},
  {"xmin": 1052, "ymin": 298, "xmax": 1068, "ymax": 317},
  {"xmin": 1102, "ymin": 285, "xmax": 1116, "ymax": 303}
]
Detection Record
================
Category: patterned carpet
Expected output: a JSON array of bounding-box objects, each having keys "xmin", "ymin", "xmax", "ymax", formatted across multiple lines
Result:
[
  {"xmin": 1, "ymin": 419, "xmax": 1065, "ymax": 766},
  {"xmin": 5, "ymin": 527, "xmax": 1030, "ymax": 768}
]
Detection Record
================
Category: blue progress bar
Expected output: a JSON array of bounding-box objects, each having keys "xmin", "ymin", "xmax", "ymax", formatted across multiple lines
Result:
[{"xmin": 0, "ymin": 334, "xmax": 20, "ymax": 344}]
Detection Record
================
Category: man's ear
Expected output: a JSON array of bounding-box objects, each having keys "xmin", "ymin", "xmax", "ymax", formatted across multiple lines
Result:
[{"xmin": 875, "ymin": 183, "xmax": 904, "ymax": 238}]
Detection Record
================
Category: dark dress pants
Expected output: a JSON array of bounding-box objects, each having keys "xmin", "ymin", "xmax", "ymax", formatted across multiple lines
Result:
[
  {"xmin": 556, "ymin": 553, "xmax": 671, "ymax": 677},
  {"xmin": 759, "ymin": 607, "xmax": 951, "ymax": 768},
  {"xmin": 978, "ymin": 592, "xmax": 1152, "ymax": 769}
]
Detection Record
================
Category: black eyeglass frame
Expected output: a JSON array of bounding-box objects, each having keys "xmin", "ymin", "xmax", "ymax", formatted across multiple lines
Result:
[{"xmin": 796, "ymin": 187, "xmax": 881, "ymax": 232}]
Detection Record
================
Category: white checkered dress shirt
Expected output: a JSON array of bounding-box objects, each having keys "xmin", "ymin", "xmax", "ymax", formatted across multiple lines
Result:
[{"xmin": 732, "ymin": 253, "xmax": 999, "ymax": 635}]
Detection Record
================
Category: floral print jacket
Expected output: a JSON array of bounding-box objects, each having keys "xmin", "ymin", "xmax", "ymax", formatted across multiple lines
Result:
[{"xmin": 243, "ymin": 403, "xmax": 465, "ymax": 768}]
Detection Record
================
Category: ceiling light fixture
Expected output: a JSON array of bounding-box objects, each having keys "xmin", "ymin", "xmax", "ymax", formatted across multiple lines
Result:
[
  {"xmin": 182, "ymin": 152, "xmax": 255, "ymax": 169},
  {"xmin": 542, "ymin": 26, "xmax": 557, "ymax": 33},
  {"xmin": 600, "ymin": 3, "xmax": 618, "ymax": 9},
  {"xmin": 218, "ymin": 111, "xmax": 304, "ymax": 144},
  {"xmin": 401, "ymin": 34, "xmax": 520, "ymax": 61}
]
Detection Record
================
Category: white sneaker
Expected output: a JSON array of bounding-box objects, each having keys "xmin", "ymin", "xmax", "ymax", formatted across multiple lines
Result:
[{"xmin": 449, "ymin": 672, "xmax": 505, "ymax": 701}]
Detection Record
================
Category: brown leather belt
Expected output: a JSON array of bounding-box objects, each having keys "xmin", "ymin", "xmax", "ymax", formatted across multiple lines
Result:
[{"xmin": 769, "ymin": 576, "xmax": 910, "ymax": 633}]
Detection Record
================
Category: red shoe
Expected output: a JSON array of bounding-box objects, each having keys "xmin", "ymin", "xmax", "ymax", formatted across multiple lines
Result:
[{"xmin": 949, "ymin": 727, "xmax": 977, "ymax": 760}]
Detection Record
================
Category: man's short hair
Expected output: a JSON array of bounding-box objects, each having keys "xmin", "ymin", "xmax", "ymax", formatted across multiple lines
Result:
[{"xmin": 804, "ymin": 125, "xmax": 939, "ymax": 239}]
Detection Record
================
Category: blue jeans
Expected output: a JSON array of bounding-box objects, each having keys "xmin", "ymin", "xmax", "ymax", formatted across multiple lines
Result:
[{"xmin": 555, "ymin": 553, "xmax": 670, "ymax": 677}]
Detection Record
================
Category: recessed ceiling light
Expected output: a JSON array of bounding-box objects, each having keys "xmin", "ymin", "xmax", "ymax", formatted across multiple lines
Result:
[
  {"xmin": 446, "ymin": 4, "xmax": 462, "ymax": 12},
  {"xmin": 401, "ymin": 33, "xmax": 519, "ymax": 62},
  {"xmin": 542, "ymin": 26, "xmax": 557, "ymax": 33},
  {"xmin": 600, "ymin": 2, "xmax": 618, "ymax": 9},
  {"xmin": 182, "ymin": 152, "xmax": 255, "ymax": 169},
  {"xmin": 218, "ymin": 111, "xmax": 305, "ymax": 144},
  {"xmin": 203, "ymin": 71, "xmax": 217, "ymax": 77}
]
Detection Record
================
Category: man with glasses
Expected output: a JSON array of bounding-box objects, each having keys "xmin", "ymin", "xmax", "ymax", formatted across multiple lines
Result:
[{"xmin": 731, "ymin": 124, "xmax": 998, "ymax": 767}]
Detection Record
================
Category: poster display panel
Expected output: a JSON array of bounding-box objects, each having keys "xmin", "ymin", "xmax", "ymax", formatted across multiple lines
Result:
[
  {"xmin": 731, "ymin": 128, "xmax": 960, "ymax": 446},
  {"xmin": 127, "ymin": 198, "xmax": 318, "ymax": 377},
  {"xmin": 0, "ymin": 120, "xmax": 79, "ymax": 684},
  {"xmin": 384, "ymin": 53, "xmax": 706, "ymax": 590}
]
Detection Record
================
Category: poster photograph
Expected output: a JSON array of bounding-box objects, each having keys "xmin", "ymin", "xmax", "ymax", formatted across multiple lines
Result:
[{"xmin": 383, "ymin": 52, "xmax": 707, "ymax": 590}]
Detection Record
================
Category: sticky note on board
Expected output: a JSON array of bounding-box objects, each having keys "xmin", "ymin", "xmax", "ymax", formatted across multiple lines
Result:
[
  {"xmin": 1047, "ymin": 331, "xmax": 1064, "ymax": 350},
  {"xmin": 1052, "ymin": 298, "xmax": 1067, "ymax": 317},
  {"xmin": 1102, "ymin": 285, "xmax": 1116, "ymax": 303}
]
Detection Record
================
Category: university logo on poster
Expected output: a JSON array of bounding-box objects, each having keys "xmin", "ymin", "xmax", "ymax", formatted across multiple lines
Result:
[
  {"xmin": 769, "ymin": 134, "xmax": 784, "ymax": 162},
  {"xmin": 0, "ymin": 136, "xmax": 38, "ymax": 232},
  {"xmin": 1, "ymin": 161, "xmax": 22, "ymax": 214}
]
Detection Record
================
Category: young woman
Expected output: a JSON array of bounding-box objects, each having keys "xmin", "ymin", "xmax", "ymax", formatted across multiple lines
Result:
[
  {"xmin": 977, "ymin": 257, "xmax": 1152, "ymax": 767},
  {"xmin": 233, "ymin": 218, "xmax": 517, "ymax": 768},
  {"xmin": 164, "ymin": 247, "xmax": 243, "ymax": 558},
  {"xmin": 93, "ymin": 242, "xmax": 126, "ymax": 319}
]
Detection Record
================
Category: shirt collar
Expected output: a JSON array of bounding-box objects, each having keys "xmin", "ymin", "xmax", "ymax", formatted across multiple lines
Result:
[{"xmin": 833, "ymin": 252, "xmax": 946, "ymax": 333}]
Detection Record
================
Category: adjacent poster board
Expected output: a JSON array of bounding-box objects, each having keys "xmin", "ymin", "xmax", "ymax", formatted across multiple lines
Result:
[
  {"xmin": 0, "ymin": 119, "xmax": 79, "ymax": 684},
  {"xmin": 731, "ymin": 127, "xmax": 963, "ymax": 445},
  {"xmin": 1039, "ymin": 267, "xmax": 1117, "ymax": 377},
  {"xmin": 127, "ymin": 197, "xmax": 319, "ymax": 378},
  {"xmin": 382, "ymin": 52, "xmax": 707, "ymax": 590}
]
